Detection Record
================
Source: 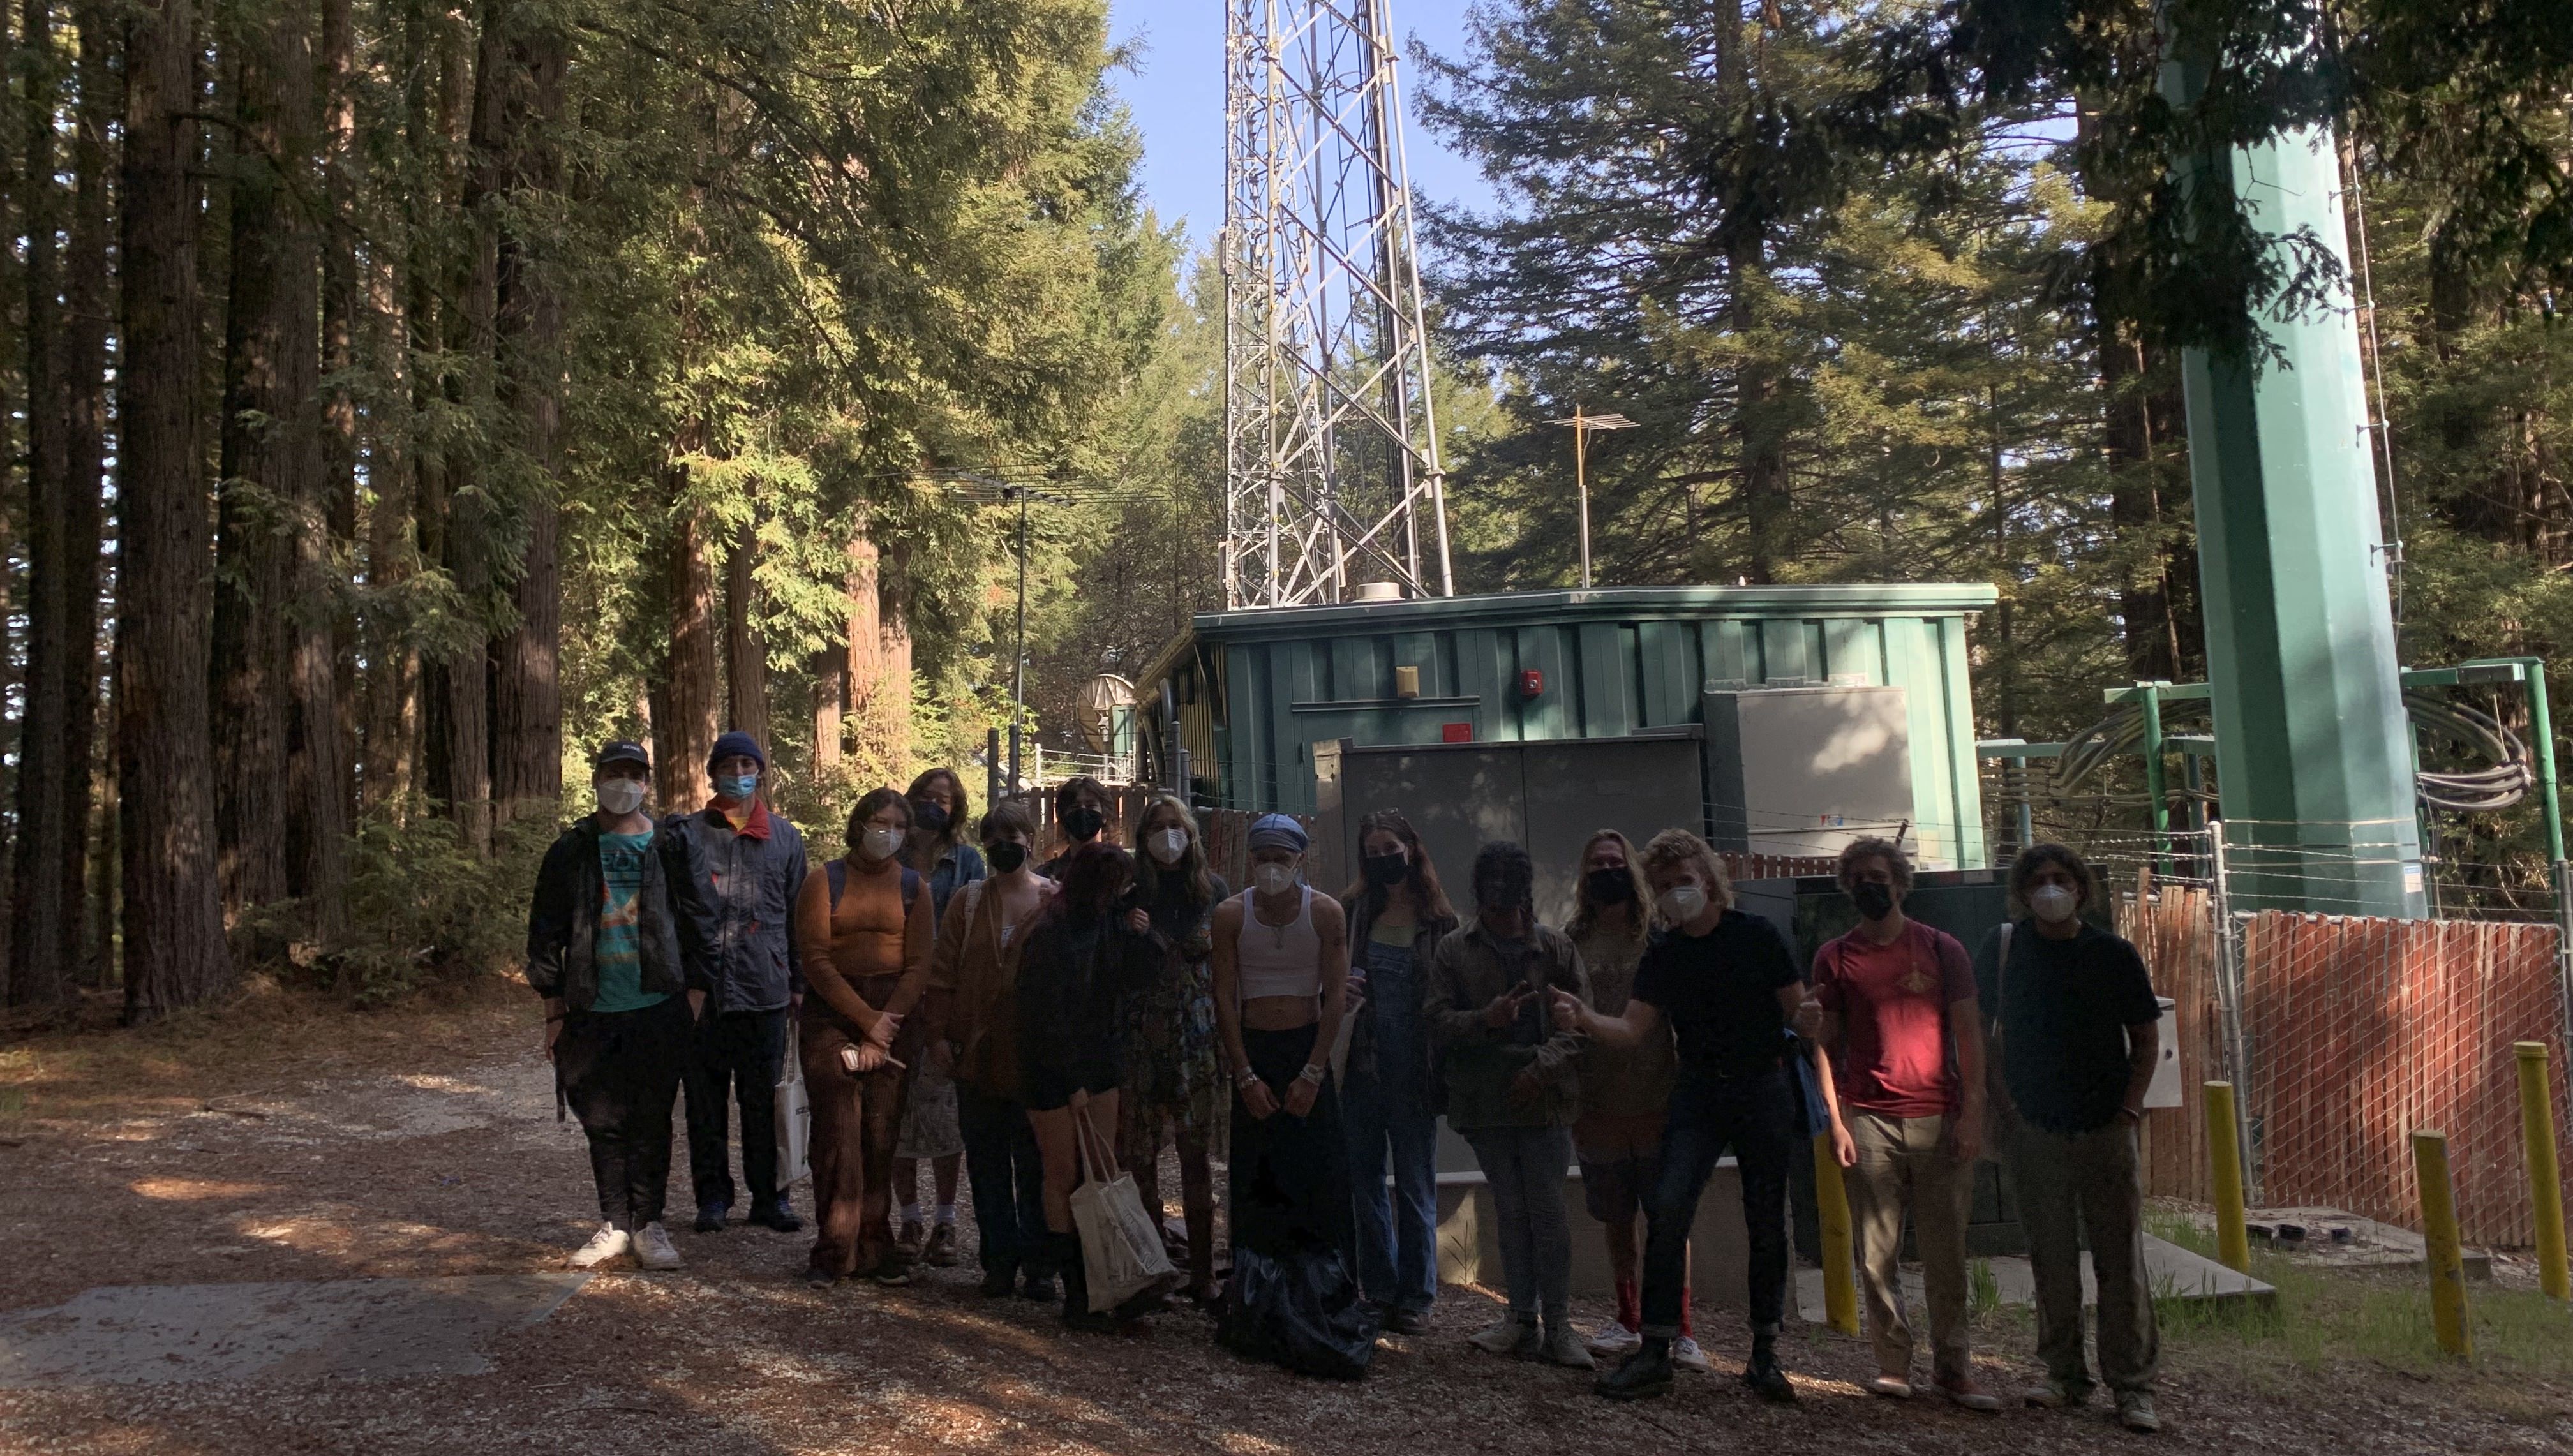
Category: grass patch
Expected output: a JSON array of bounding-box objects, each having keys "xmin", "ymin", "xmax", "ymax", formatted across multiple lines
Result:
[{"xmin": 2144, "ymin": 1210, "xmax": 2573, "ymax": 1390}]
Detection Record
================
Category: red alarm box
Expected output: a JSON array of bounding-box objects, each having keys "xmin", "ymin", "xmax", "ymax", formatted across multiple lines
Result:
[
  {"xmin": 1517, "ymin": 669, "xmax": 1544, "ymax": 700},
  {"xmin": 1441, "ymin": 722, "xmax": 1473, "ymax": 743}
]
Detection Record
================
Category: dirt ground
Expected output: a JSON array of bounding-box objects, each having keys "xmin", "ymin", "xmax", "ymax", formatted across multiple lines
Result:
[{"xmin": 1, "ymin": 977, "xmax": 2567, "ymax": 1455}]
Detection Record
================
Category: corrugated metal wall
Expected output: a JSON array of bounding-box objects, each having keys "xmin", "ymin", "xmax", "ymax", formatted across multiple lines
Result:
[{"xmin": 1207, "ymin": 609, "xmax": 1984, "ymax": 868}]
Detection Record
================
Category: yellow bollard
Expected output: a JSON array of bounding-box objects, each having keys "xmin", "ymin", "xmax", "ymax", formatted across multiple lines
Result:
[
  {"xmin": 1812, "ymin": 1133, "xmax": 1860, "ymax": 1336},
  {"xmin": 2516, "ymin": 1043, "xmax": 2569, "ymax": 1301},
  {"xmin": 2413, "ymin": 1129, "xmax": 2473, "ymax": 1357},
  {"xmin": 2205, "ymin": 1081, "xmax": 2250, "ymax": 1273}
]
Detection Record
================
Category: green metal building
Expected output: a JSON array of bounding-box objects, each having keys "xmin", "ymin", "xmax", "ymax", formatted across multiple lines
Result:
[{"xmin": 1135, "ymin": 583, "xmax": 2000, "ymax": 868}]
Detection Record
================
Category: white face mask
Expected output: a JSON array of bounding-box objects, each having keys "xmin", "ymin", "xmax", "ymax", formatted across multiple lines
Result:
[
  {"xmin": 1657, "ymin": 882, "xmax": 1708, "ymax": 925},
  {"xmin": 1253, "ymin": 862, "xmax": 1295, "ymax": 896},
  {"xmin": 595, "ymin": 778, "xmax": 647, "ymax": 817},
  {"xmin": 862, "ymin": 825, "xmax": 906, "ymax": 861},
  {"xmin": 1149, "ymin": 827, "xmax": 1189, "ymax": 865},
  {"xmin": 2029, "ymin": 884, "xmax": 2081, "ymax": 924}
]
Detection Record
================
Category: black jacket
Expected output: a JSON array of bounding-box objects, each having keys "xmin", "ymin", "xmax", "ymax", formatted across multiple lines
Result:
[
  {"xmin": 1013, "ymin": 908, "xmax": 1164, "ymax": 1090},
  {"xmin": 526, "ymin": 818, "xmax": 718, "ymax": 1012},
  {"xmin": 661, "ymin": 803, "xmax": 809, "ymax": 1013}
]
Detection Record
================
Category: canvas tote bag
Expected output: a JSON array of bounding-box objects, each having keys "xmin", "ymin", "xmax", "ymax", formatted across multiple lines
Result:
[
  {"xmin": 1070, "ymin": 1104, "xmax": 1181, "ymax": 1312},
  {"xmin": 775, "ymin": 1019, "xmax": 812, "ymax": 1186}
]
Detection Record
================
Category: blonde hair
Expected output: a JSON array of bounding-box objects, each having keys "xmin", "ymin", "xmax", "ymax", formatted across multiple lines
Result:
[
  {"xmin": 1639, "ymin": 828, "xmax": 1732, "ymax": 911},
  {"xmin": 1566, "ymin": 829, "xmax": 1654, "ymax": 940}
]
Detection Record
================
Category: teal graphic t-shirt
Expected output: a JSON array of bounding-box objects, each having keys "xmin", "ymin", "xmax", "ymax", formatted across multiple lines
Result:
[{"xmin": 590, "ymin": 829, "xmax": 667, "ymax": 1013}]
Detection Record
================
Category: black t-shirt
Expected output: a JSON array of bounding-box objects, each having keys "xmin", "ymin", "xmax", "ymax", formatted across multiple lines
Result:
[
  {"xmin": 1629, "ymin": 910, "xmax": 1800, "ymax": 1076},
  {"xmin": 1973, "ymin": 920, "xmax": 2161, "ymax": 1133}
]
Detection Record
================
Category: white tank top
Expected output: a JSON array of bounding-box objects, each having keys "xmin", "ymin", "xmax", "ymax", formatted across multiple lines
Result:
[{"xmin": 1234, "ymin": 885, "xmax": 1322, "ymax": 1001}]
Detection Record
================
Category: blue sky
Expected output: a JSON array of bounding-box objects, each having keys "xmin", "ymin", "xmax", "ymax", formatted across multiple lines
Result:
[{"xmin": 1103, "ymin": 0, "xmax": 1498, "ymax": 251}]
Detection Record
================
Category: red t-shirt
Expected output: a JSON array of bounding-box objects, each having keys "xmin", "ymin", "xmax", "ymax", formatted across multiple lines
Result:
[{"xmin": 1813, "ymin": 920, "xmax": 1976, "ymax": 1118}]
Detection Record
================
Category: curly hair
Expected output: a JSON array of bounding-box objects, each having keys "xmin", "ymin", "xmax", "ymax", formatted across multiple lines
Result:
[
  {"xmin": 845, "ymin": 786, "xmax": 913, "ymax": 853},
  {"xmin": 1052, "ymin": 840, "xmax": 1134, "ymax": 919},
  {"xmin": 1836, "ymin": 835, "xmax": 1914, "ymax": 895},
  {"xmin": 2007, "ymin": 842, "xmax": 2096, "ymax": 914},
  {"xmin": 1470, "ymin": 840, "xmax": 1536, "ymax": 917},
  {"xmin": 1339, "ymin": 809, "xmax": 1456, "ymax": 922},
  {"xmin": 1565, "ymin": 829, "xmax": 1653, "ymax": 940},
  {"xmin": 1638, "ymin": 828, "xmax": 1733, "ymax": 911}
]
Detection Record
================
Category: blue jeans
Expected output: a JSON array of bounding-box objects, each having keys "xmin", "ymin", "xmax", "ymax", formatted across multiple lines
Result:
[
  {"xmin": 1643, "ymin": 1062, "xmax": 1796, "ymax": 1337},
  {"xmin": 1343, "ymin": 1063, "xmax": 1440, "ymax": 1313}
]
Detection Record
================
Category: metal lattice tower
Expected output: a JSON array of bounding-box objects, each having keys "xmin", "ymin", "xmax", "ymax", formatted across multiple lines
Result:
[{"xmin": 1221, "ymin": 0, "xmax": 1451, "ymax": 609}]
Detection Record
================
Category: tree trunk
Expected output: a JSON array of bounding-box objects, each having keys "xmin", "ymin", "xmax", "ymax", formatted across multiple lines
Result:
[
  {"xmin": 119, "ymin": 0, "xmax": 231, "ymax": 1019},
  {"xmin": 488, "ymin": 4, "xmax": 567, "ymax": 824},
  {"xmin": 1726, "ymin": 232, "xmax": 1786, "ymax": 586},
  {"xmin": 361, "ymin": 253, "xmax": 421, "ymax": 814},
  {"xmin": 725, "ymin": 517, "xmax": 770, "ymax": 748},
  {"xmin": 10, "ymin": 0, "xmax": 71, "ymax": 1006},
  {"xmin": 213, "ymin": 0, "xmax": 325, "ymax": 926},
  {"xmin": 874, "ymin": 540, "xmax": 913, "ymax": 771},
  {"xmin": 844, "ymin": 530, "xmax": 890, "ymax": 771},
  {"xmin": 320, "ymin": 0, "xmax": 361, "ymax": 842},
  {"xmin": 661, "ymin": 480, "xmax": 721, "ymax": 810},
  {"xmin": 54, "ymin": 1, "xmax": 111, "ymax": 984},
  {"xmin": 812, "ymin": 647, "xmax": 844, "ymax": 769}
]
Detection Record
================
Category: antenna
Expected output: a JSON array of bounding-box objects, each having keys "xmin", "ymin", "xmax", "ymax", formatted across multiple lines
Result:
[{"xmin": 1221, "ymin": 0, "xmax": 1451, "ymax": 609}]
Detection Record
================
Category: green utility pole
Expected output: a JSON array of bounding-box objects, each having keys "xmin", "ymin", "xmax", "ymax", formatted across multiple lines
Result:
[{"xmin": 2161, "ymin": 31, "xmax": 2426, "ymax": 917}]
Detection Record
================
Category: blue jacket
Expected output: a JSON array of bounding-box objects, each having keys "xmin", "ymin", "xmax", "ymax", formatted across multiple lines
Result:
[
  {"xmin": 663, "ymin": 799, "xmax": 808, "ymax": 1013},
  {"xmin": 918, "ymin": 839, "xmax": 988, "ymax": 922}
]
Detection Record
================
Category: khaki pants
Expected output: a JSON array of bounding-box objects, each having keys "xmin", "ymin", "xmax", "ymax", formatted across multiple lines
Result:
[
  {"xmin": 2002, "ymin": 1114, "xmax": 2159, "ymax": 1395},
  {"xmin": 1844, "ymin": 1110, "xmax": 1974, "ymax": 1383}
]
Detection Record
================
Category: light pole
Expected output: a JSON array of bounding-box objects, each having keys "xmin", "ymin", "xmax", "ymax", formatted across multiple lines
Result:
[
  {"xmin": 948, "ymin": 475, "xmax": 1071, "ymax": 798},
  {"xmin": 1545, "ymin": 408, "xmax": 1637, "ymax": 588}
]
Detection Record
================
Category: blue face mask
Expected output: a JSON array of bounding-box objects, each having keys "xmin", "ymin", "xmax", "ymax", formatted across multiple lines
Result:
[{"xmin": 715, "ymin": 772, "xmax": 759, "ymax": 803}]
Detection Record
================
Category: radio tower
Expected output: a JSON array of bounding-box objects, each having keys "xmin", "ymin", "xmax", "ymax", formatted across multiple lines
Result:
[{"xmin": 1221, "ymin": 0, "xmax": 1452, "ymax": 609}]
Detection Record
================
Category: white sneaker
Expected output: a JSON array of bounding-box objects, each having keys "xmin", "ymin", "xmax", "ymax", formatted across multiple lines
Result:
[
  {"xmin": 569, "ymin": 1222, "xmax": 631, "ymax": 1269},
  {"xmin": 632, "ymin": 1222, "xmax": 683, "ymax": 1270},
  {"xmin": 1672, "ymin": 1335, "xmax": 1712, "ymax": 1373},
  {"xmin": 1588, "ymin": 1323, "xmax": 1644, "ymax": 1358}
]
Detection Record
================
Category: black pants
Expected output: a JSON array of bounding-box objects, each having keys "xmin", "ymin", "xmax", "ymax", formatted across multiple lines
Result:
[
  {"xmin": 1230, "ymin": 1023, "xmax": 1355, "ymax": 1263},
  {"xmin": 958, "ymin": 1081, "xmax": 1053, "ymax": 1279},
  {"xmin": 683, "ymin": 1006, "xmax": 788, "ymax": 1212},
  {"xmin": 1642, "ymin": 1062, "xmax": 1797, "ymax": 1337},
  {"xmin": 557, "ymin": 995, "xmax": 692, "ymax": 1231}
]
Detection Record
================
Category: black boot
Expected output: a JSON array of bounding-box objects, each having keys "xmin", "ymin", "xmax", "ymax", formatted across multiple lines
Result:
[
  {"xmin": 1595, "ymin": 1336, "xmax": 1675, "ymax": 1400},
  {"xmin": 1057, "ymin": 1234, "xmax": 1114, "ymax": 1332},
  {"xmin": 1742, "ymin": 1323, "xmax": 1796, "ymax": 1404}
]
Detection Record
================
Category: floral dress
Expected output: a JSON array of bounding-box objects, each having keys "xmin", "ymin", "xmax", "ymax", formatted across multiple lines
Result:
[{"xmin": 1120, "ymin": 873, "xmax": 1229, "ymax": 1157}]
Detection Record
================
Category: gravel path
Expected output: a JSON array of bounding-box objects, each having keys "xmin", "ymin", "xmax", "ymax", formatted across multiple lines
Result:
[{"xmin": 1, "ymin": 980, "xmax": 2565, "ymax": 1454}]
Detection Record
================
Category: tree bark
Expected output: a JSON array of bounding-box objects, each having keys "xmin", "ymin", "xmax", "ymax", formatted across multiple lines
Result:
[
  {"xmin": 119, "ymin": 0, "xmax": 231, "ymax": 1019},
  {"xmin": 843, "ymin": 529, "xmax": 891, "ymax": 770},
  {"xmin": 10, "ymin": 0, "xmax": 73, "ymax": 1006},
  {"xmin": 487, "ymin": 1, "xmax": 566, "ymax": 824},
  {"xmin": 320, "ymin": 0, "xmax": 361, "ymax": 842},
  {"xmin": 811, "ymin": 647, "xmax": 844, "ymax": 769},
  {"xmin": 874, "ymin": 539, "xmax": 913, "ymax": 770},
  {"xmin": 660, "ymin": 479, "xmax": 721, "ymax": 810},
  {"xmin": 725, "ymin": 517, "xmax": 770, "ymax": 748},
  {"xmin": 213, "ymin": 0, "xmax": 326, "ymax": 925}
]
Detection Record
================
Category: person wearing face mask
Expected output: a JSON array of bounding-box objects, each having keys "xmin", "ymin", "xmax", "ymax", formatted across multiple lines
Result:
[
  {"xmin": 1336, "ymin": 810, "xmax": 1456, "ymax": 1335},
  {"xmin": 1565, "ymin": 830, "xmax": 1707, "ymax": 1371},
  {"xmin": 890, "ymin": 768, "xmax": 984, "ymax": 1268},
  {"xmin": 1211, "ymin": 813, "xmax": 1365, "ymax": 1363},
  {"xmin": 1116, "ymin": 796, "xmax": 1230, "ymax": 1305},
  {"xmin": 667, "ymin": 730, "xmax": 810, "ymax": 1237},
  {"xmin": 1551, "ymin": 829, "xmax": 1823, "ymax": 1404},
  {"xmin": 1811, "ymin": 837, "xmax": 1994, "ymax": 1411},
  {"xmin": 791, "ymin": 787, "xmax": 936, "ymax": 1286},
  {"xmin": 924, "ymin": 803, "xmax": 1061, "ymax": 1300},
  {"xmin": 1973, "ymin": 844, "xmax": 2164, "ymax": 1434},
  {"xmin": 526, "ymin": 741, "xmax": 719, "ymax": 1271},
  {"xmin": 1426, "ymin": 840, "xmax": 1593, "ymax": 1367},
  {"xmin": 1039, "ymin": 776, "xmax": 1113, "ymax": 878},
  {"xmin": 1015, "ymin": 841, "xmax": 1168, "ymax": 1328}
]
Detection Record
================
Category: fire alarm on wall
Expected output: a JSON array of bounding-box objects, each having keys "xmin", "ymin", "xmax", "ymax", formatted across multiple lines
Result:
[{"xmin": 1517, "ymin": 669, "xmax": 1544, "ymax": 700}]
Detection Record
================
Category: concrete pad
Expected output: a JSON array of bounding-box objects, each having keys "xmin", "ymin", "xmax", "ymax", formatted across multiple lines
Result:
[
  {"xmin": 2186, "ymin": 1205, "xmax": 2493, "ymax": 1281},
  {"xmin": 0, "ymin": 1274, "xmax": 590, "ymax": 1386},
  {"xmin": 1436, "ymin": 1159, "xmax": 1756, "ymax": 1312},
  {"xmin": 1795, "ymin": 1234, "xmax": 2273, "ymax": 1323}
]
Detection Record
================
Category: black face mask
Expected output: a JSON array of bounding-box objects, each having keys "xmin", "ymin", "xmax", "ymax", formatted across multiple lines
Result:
[
  {"xmin": 909, "ymin": 798, "xmax": 950, "ymax": 834},
  {"xmin": 1061, "ymin": 805, "xmax": 1106, "ymax": 843},
  {"xmin": 1585, "ymin": 867, "xmax": 1634, "ymax": 905},
  {"xmin": 1363, "ymin": 851, "xmax": 1408, "ymax": 888},
  {"xmin": 987, "ymin": 841, "xmax": 1028, "ymax": 874},
  {"xmin": 1852, "ymin": 880, "xmax": 1897, "ymax": 921}
]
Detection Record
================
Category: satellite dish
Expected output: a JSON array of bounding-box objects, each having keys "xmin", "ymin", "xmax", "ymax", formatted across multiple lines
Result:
[{"xmin": 1076, "ymin": 674, "xmax": 1136, "ymax": 752}]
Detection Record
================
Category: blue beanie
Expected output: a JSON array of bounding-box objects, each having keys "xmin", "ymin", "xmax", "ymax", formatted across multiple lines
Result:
[{"xmin": 708, "ymin": 731, "xmax": 767, "ymax": 771}]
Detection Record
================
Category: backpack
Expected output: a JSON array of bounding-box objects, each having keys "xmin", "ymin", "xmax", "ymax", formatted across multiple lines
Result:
[{"xmin": 828, "ymin": 859, "xmax": 921, "ymax": 918}]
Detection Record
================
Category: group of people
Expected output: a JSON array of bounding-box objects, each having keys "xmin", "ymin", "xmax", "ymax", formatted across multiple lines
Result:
[{"xmin": 526, "ymin": 734, "xmax": 2166, "ymax": 1432}]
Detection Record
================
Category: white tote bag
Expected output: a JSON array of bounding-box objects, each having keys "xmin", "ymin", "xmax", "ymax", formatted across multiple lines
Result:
[
  {"xmin": 775, "ymin": 1021, "xmax": 812, "ymax": 1187},
  {"xmin": 1069, "ymin": 1105, "xmax": 1181, "ymax": 1312}
]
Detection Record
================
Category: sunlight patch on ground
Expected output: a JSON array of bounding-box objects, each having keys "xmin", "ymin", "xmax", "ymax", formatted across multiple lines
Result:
[{"xmin": 130, "ymin": 1177, "xmax": 277, "ymax": 1201}]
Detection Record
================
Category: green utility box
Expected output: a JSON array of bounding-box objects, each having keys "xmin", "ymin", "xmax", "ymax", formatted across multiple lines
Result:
[{"xmin": 1137, "ymin": 584, "xmax": 1998, "ymax": 869}]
